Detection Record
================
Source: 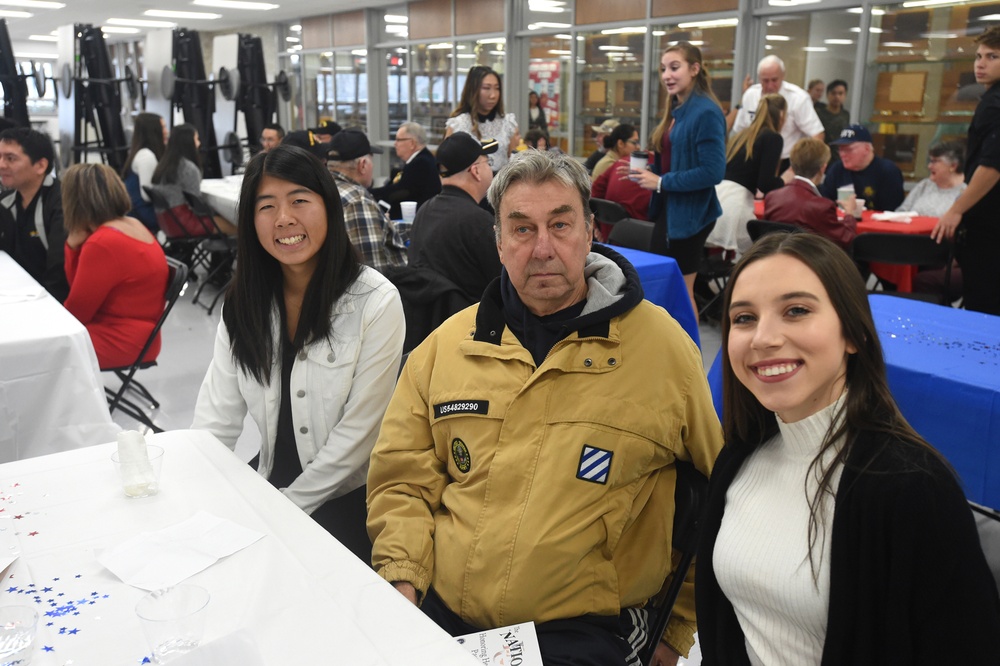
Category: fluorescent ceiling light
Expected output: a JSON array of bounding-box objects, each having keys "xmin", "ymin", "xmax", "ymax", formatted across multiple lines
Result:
[
  {"xmin": 599, "ymin": 45, "xmax": 629, "ymax": 51},
  {"xmin": 191, "ymin": 0, "xmax": 278, "ymax": 9},
  {"xmin": 427, "ymin": 43, "xmax": 452, "ymax": 49},
  {"xmin": 601, "ymin": 27, "xmax": 645, "ymax": 35},
  {"xmin": 478, "ymin": 38, "xmax": 505, "ymax": 44},
  {"xmin": 980, "ymin": 14, "xmax": 1000, "ymax": 21},
  {"xmin": 144, "ymin": 10, "xmax": 222, "ymax": 19},
  {"xmin": 102, "ymin": 26, "xmax": 142, "ymax": 33},
  {"xmin": 766, "ymin": 35, "xmax": 791, "ymax": 41},
  {"xmin": 384, "ymin": 14, "xmax": 407, "ymax": 23},
  {"xmin": 285, "ymin": 36, "xmax": 299, "ymax": 42},
  {"xmin": 385, "ymin": 25, "xmax": 407, "ymax": 32},
  {"xmin": 548, "ymin": 49, "xmax": 572, "ymax": 55},
  {"xmin": 802, "ymin": 46, "xmax": 828, "ymax": 52},
  {"xmin": 351, "ymin": 49, "xmax": 367, "ymax": 56},
  {"xmin": 847, "ymin": 7, "xmax": 884, "ymax": 13},
  {"xmin": 0, "ymin": 10, "xmax": 31, "ymax": 17},
  {"xmin": 15, "ymin": 51, "xmax": 57, "ymax": 59},
  {"xmin": 922, "ymin": 32, "xmax": 959, "ymax": 38},
  {"xmin": 529, "ymin": 0, "xmax": 567, "ymax": 12},
  {"xmin": 850, "ymin": 27, "xmax": 883, "ymax": 34},
  {"xmin": 29, "ymin": 34, "xmax": 58, "ymax": 41},
  {"xmin": 289, "ymin": 24, "xmax": 301, "ymax": 31},
  {"xmin": 528, "ymin": 22, "xmax": 571, "ymax": 30},
  {"xmin": 321, "ymin": 51, "xmax": 332, "ymax": 57},
  {"xmin": 107, "ymin": 18, "xmax": 174, "ymax": 27},
  {"xmin": 678, "ymin": 18, "xmax": 738, "ymax": 29},
  {"xmin": 902, "ymin": 0, "xmax": 958, "ymax": 7},
  {"xmin": 824, "ymin": 39, "xmax": 854, "ymax": 45},
  {"xmin": 769, "ymin": 0, "xmax": 819, "ymax": 5},
  {"xmin": 652, "ymin": 30, "xmax": 665, "ymax": 36},
  {"xmin": 0, "ymin": 0, "xmax": 61, "ymax": 7},
  {"xmin": 882, "ymin": 42, "xmax": 914, "ymax": 47}
]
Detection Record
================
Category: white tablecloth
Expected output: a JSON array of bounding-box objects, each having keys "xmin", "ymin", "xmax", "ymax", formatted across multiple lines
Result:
[
  {"xmin": 200, "ymin": 176, "xmax": 243, "ymax": 223},
  {"xmin": 0, "ymin": 252, "xmax": 117, "ymax": 462},
  {"xmin": 0, "ymin": 429, "xmax": 477, "ymax": 665}
]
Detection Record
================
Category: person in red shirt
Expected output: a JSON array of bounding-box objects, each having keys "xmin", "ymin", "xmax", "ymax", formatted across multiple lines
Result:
[
  {"xmin": 62, "ymin": 163, "xmax": 169, "ymax": 369},
  {"xmin": 763, "ymin": 138, "xmax": 857, "ymax": 250},
  {"xmin": 590, "ymin": 154, "xmax": 652, "ymax": 227}
]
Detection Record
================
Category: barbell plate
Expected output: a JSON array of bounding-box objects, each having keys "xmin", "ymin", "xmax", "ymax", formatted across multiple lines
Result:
[
  {"xmin": 223, "ymin": 131, "xmax": 243, "ymax": 166},
  {"xmin": 275, "ymin": 70, "xmax": 291, "ymax": 102},
  {"xmin": 32, "ymin": 61, "xmax": 45, "ymax": 97},
  {"xmin": 217, "ymin": 66, "xmax": 240, "ymax": 101},
  {"xmin": 161, "ymin": 65, "xmax": 176, "ymax": 100},
  {"xmin": 124, "ymin": 65, "xmax": 139, "ymax": 102},
  {"xmin": 59, "ymin": 62, "xmax": 72, "ymax": 99}
]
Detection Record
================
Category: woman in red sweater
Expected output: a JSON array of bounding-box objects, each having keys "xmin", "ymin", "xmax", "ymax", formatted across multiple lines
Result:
[{"xmin": 62, "ymin": 163, "xmax": 169, "ymax": 369}]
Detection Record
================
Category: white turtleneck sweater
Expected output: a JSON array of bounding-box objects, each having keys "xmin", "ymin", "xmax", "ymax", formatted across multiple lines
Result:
[{"xmin": 713, "ymin": 393, "xmax": 848, "ymax": 666}]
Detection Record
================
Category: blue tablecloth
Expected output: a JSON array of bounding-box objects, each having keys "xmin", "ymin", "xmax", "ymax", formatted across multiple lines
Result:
[
  {"xmin": 706, "ymin": 295, "xmax": 1000, "ymax": 508},
  {"xmin": 610, "ymin": 245, "xmax": 700, "ymax": 347}
]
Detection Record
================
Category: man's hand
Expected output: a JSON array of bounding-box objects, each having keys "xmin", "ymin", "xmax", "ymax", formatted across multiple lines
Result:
[
  {"xmin": 932, "ymin": 209, "xmax": 961, "ymax": 243},
  {"xmin": 652, "ymin": 641, "xmax": 680, "ymax": 666},
  {"xmin": 392, "ymin": 581, "xmax": 419, "ymax": 606}
]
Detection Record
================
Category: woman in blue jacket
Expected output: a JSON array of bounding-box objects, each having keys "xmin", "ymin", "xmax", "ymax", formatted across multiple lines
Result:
[{"xmin": 631, "ymin": 41, "xmax": 726, "ymax": 323}]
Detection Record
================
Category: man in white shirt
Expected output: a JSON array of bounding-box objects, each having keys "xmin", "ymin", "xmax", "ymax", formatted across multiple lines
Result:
[{"xmin": 732, "ymin": 55, "xmax": 825, "ymax": 164}]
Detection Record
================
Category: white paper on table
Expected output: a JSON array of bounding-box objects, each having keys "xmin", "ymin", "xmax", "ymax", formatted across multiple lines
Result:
[
  {"xmin": 455, "ymin": 621, "xmax": 543, "ymax": 666},
  {"xmin": 98, "ymin": 510, "xmax": 264, "ymax": 590},
  {"xmin": 0, "ymin": 515, "xmax": 19, "ymax": 576},
  {"xmin": 871, "ymin": 211, "xmax": 915, "ymax": 223}
]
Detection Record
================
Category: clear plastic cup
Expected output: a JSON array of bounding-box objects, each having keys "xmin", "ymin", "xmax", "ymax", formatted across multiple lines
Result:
[
  {"xmin": 111, "ymin": 445, "xmax": 163, "ymax": 498},
  {"xmin": 399, "ymin": 201, "xmax": 417, "ymax": 224},
  {"xmin": 135, "ymin": 585, "xmax": 210, "ymax": 663},
  {"xmin": 0, "ymin": 605, "xmax": 38, "ymax": 666}
]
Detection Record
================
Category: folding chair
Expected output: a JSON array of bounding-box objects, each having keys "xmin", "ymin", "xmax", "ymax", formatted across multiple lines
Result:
[
  {"xmin": 103, "ymin": 257, "xmax": 189, "ymax": 433},
  {"xmin": 850, "ymin": 233, "xmax": 954, "ymax": 305},
  {"xmin": 384, "ymin": 265, "xmax": 474, "ymax": 353},
  {"xmin": 746, "ymin": 219, "xmax": 803, "ymax": 243},
  {"xmin": 144, "ymin": 186, "xmax": 215, "ymax": 272},
  {"xmin": 590, "ymin": 197, "xmax": 630, "ymax": 242},
  {"xmin": 637, "ymin": 460, "xmax": 709, "ymax": 666},
  {"xmin": 607, "ymin": 218, "xmax": 656, "ymax": 252},
  {"xmin": 183, "ymin": 190, "xmax": 238, "ymax": 315},
  {"xmin": 696, "ymin": 248, "xmax": 734, "ymax": 321}
]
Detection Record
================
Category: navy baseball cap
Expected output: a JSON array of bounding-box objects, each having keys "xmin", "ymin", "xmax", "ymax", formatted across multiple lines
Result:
[{"xmin": 831, "ymin": 124, "xmax": 873, "ymax": 145}]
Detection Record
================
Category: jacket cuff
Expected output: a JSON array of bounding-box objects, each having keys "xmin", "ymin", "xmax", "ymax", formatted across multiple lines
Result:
[
  {"xmin": 377, "ymin": 560, "xmax": 432, "ymax": 599},
  {"xmin": 662, "ymin": 617, "xmax": 696, "ymax": 658}
]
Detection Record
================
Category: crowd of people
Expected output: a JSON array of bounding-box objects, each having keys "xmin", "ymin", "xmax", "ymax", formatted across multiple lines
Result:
[{"xmin": 3, "ymin": 33, "xmax": 1000, "ymax": 666}]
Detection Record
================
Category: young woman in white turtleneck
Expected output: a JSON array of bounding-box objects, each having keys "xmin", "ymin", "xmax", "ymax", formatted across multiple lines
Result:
[{"xmin": 696, "ymin": 233, "xmax": 1000, "ymax": 665}]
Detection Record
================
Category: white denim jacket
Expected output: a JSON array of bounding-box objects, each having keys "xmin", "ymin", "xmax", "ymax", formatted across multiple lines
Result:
[{"xmin": 193, "ymin": 267, "xmax": 404, "ymax": 514}]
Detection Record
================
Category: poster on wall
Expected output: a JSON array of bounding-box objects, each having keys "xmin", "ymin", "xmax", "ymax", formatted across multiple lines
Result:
[{"xmin": 529, "ymin": 60, "xmax": 561, "ymax": 130}]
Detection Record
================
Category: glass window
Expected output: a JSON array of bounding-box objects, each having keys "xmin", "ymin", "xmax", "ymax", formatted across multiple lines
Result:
[
  {"xmin": 865, "ymin": 1, "xmax": 999, "ymax": 181},
  {"xmin": 411, "ymin": 42, "xmax": 454, "ymax": 144},
  {"xmin": 576, "ymin": 27, "xmax": 645, "ymax": 158},
  {"xmin": 522, "ymin": 0, "xmax": 575, "ymax": 33},
  {"xmin": 336, "ymin": 50, "xmax": 369, "ymax": 131},
  {"xmin": 762, "ymin": 11, "xmax": 859, "ymax": 99},
  {"xmin": 387, "ymin": 48, "xmax": 409, "ymax": 137},
  {"xmin": 528, "ymin": 34, "xmax": 572, "ymax": 152}
]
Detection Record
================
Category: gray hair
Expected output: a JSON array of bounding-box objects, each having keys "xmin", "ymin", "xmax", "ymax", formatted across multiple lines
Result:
[
  {"xmin": 398, "ymin": 121, "xmax": 427, "ymax": 147},
  {"xmin": 758, "ymin": 55, "xmax": 785, "ymax": 75},
  {"xmin": 928, "ymin": 140, "xmax": 965, "ymax": 171},
  {"xmin": 488, "ymin": 151, "xmax": 593, "ymax": 241},
  {"xmin": 327, "ymin": 156, "xmax": 367, "ymax": 174}
]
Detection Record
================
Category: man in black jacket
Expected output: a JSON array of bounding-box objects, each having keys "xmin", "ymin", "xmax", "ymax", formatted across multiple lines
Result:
[
  {"xmin": 407, "ymin": 132, "xmax": 501, "ymax": 303},
  {"xmin": 371, "ymin": 122, "xmax": 441, "ymax": 220},
  {"xmin": 0, "ymin": 128, "xmax": 68, "ymax": 301}
]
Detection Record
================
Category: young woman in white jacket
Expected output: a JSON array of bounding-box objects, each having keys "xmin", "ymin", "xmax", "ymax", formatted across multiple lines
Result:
[{"xmin": 193, "ymin": 144, "xmax": 404, "ymax": 563}]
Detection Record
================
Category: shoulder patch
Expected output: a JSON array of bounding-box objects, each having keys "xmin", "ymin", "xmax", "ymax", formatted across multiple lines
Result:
[
  {"xmin": 577, "ymin": 445, "xmax": 612, "ymax": 484},
  {"xmin": 434, "ymin": 400, "xmax": 489, "ymax": 419},
  {"xmin": 452, "ymin": 438, "xmax": 471, "ymax": 473}
]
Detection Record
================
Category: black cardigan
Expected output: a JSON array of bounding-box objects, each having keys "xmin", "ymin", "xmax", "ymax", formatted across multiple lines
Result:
[{"xmin": 696, "ymin": 429, "xmax": 1000, "ymax": 665}]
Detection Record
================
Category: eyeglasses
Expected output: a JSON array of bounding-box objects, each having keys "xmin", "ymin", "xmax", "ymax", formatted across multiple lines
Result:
[
  {"xmin": 468, "ymin": 157, "xmax": 490, "ymax": 172},
  {"xmin": 394, "ymin": 137, "xmax": 415, "ymax": 143},
  {"xmin": 627, "ymin": 139, "xmax": 641, "ymax": 147}
]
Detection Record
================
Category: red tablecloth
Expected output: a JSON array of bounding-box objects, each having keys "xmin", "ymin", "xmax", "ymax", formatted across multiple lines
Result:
[{"xmin": 752, "ymin": 200, "xmax": 938, "ymax": 292}]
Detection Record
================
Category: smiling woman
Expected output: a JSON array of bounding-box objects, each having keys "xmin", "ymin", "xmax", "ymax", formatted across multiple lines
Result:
[
  {"xmin": 697, "ymin": 232, "xmax": 1000, "ymax": 664},
  {"xmin": 192, "ymin": 144, "xmax": 405, "ymax": 563}
]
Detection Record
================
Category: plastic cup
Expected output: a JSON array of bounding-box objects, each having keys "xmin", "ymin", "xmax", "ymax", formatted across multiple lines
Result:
[
  {"xmin": 0, "ymin": 606, "xmax": 37, "ymax": 666},
  {"xmin": 836, "ymin": 185, "xmax": 854, "ymax": 201},
  {"xmin": 111, "ymin": 445, "xmax": 163, "ymax": 498},
  {"xmin": 854, "ymin": 198, "xmax": 866, "ymax": 216},
  {"xmin": 135, "ymin": 585, "xmax": 210, "ymax": 663},
  {"xmin": 400, "ymin": 201, "xmax": 417, "ymax": 224},
  {"xmin": 630, "ymin": 150, "xmax": 648, "ymax": 175}
]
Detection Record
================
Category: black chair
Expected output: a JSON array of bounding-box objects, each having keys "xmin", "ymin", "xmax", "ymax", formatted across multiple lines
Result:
[
  {"xmin": 103, "ymin": 256, "xmax": 189, "ymax": 432},
  {"xmin": 850, "ymin": 233, "xmax": 955, "ymax": 305},
  {"xmin": 590, "ymin": 197, "xmax": 629, "ymax": 227},
  {"xmin": 384, "ymin": 266, "xmax": 474, "ymax": 353},
  {"xmin": 607, "ymin": 218, "xmax": 656, "ymax": 252},
  {"xmin": 746, "ymin": 219, "xmax": 803, "ymax": 243},
  {"xmin": 970, "ymin": 502, "xmax": 1000, "ymax": 599},
  {"xmin": 183, "ymin": 190, "xmax": 238, "ymax": 315},
  {"xmin": 637, "ymin": 460, "xmax": 709, "ymax": 666},
  {"xmin": 696, "ymin": 248, "xmax": 734, "ymax": 321},
  {"xmin": 144, "ymin": 185, "xmax": 214, "ymax": 272}
]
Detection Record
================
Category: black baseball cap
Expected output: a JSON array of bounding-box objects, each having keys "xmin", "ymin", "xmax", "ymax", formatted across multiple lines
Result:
[
  {"xmin": 308, "ymin": 120, "xmax": 342, "ymax": 136},
  {"xmin": 327, "ymin": 129, "xmax": 383, "ymax": 161},
  {"xmin": 436, "ymin": 132, "xmax": 499, "ymax": 177}
]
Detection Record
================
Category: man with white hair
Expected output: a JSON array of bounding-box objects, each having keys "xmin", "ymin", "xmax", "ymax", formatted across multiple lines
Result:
[
  {"xmin": 371, "ymin": 121, "xmax": 441, "ymax": 220},
  {"xmin": 732, "ymin": 55, "xmax": 825, "ymax": 164}
]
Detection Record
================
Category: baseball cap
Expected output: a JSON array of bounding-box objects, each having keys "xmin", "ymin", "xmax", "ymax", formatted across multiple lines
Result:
[
  {"xmin": 281, "ymin": 130, "xmax": 330, "ymax": 160},
  {"xmin": 592, "ymin": 119, "xmax": 620, "ymax": 134},
  {"xmin": 436, "ymin": 132, "xmax": 499, "ymax": 177},
  {"xmin": 308, "ymin": 120, "xmax": 343, "ymax": 136},
  {"xmin": 831, "ymin": 124, "xmax": 873, "ymax": 146},
  {"xmin": 327, "ymin": 129, "xmax": 383, "ymax": 161}
]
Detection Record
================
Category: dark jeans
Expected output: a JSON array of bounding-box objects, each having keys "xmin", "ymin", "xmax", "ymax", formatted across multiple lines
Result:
[
  {"xmin": 956, "ymin": 224, "xmax": 1000, "ymax": 315},
  {"xmin": 420, "ymin": 588, "xmax": 630, "ymax": 666}
]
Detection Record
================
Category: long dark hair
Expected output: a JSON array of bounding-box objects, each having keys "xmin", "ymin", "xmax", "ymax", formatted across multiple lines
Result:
[
  {"xmin": 222, "ymin": 144, "xmax": 361, "ymax": 384},
  {"xmin": 721, "ymin": 233, "xmax": 950, "ymax": 577},
  {"xmin": 451, "ymin": 66, "xmax": 504, "ymax": 139},
  {"xmin": 650, "ymin": 42, "xmax": 721, "ymax": 150},
  {"xmin": 152, "ymin": 123, "xmax": 202, "ymax": 185},
  {"xmin": 122, "ymin": 112, "xmax": 165, "ymax": 177}
]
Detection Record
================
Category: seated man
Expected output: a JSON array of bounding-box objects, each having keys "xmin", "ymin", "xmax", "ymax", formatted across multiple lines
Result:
[
  {"xmin": 0, "ymin": 127, "xmax": 68, "ymax": 301},
  {"xmin": 819, "ymin": 124, "xmax": 904, "ymax": 212},
  {"xmin": 407, "ymin": 132, "xmax": 501, "ymax": 303},
  {"xmin": 368, "ymin": 150, "xmax": 723, "ymax": 666},
  {"xmin": 258, "ymin": 123, "xmax": 284, "ymax": 153},
  {"xmin": 371, "ymin": 122, "xmax": 442, "ymax": 220},
  {"xmin": 327, "ymin": 129, "xmax": 407, "ymax": 272},
  {"xmin": 763, "ymin": 137, "xmax": 857, "ymax": 250}
]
